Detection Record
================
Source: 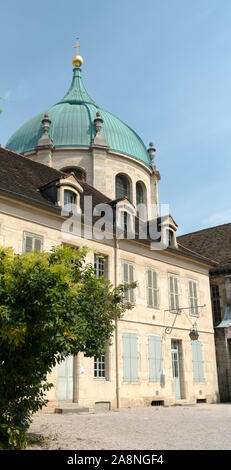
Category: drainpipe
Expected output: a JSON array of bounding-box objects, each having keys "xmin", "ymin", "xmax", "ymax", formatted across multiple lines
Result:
[{"xmin": 114, "ymin": 236, "xmax": 120, "ymax": 408}]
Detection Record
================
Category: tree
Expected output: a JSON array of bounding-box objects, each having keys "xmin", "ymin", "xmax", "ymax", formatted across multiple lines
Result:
[{"xmin": 0, "ymin": 245, "xmax": 135, "ymax": 448}]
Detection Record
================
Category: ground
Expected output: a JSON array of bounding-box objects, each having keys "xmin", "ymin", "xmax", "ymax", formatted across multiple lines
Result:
[{"xmin": 27, "ymin": 403, "xmax": 231, "ymax": 450}]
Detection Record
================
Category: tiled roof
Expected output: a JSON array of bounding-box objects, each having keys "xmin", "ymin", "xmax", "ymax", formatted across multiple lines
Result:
[
  {"xmin": 0, "ymin": 147, "xmax": 215, "ymax": 267},
  {"xmin": 177, "ymin": 224, "xmax": 231, "ymax": 268},
  {"xmin": 0, "ymin": 147, "xmax": 110, "ymax": 210}
]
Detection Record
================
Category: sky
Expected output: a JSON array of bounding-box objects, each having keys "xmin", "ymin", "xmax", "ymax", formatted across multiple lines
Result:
[{"xmin": 0, "ymin": 0, "xmax": 231, "ymax": 235}]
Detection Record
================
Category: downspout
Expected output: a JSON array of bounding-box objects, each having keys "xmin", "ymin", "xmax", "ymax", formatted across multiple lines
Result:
[{"xmin": 114, "ymin": 236, "xmax": 120, "ymax": 408}]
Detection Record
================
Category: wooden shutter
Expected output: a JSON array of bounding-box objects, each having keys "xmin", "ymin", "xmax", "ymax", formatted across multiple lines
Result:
[
  {"xmin": 122, "ymin": 333, "xmax": 138, "ymax": 382},
  {"xmin": 174, "ymin": 277, "xmax": 179, "ymax": 309},
  {"xmin": 130, "ymin": 334, "xmax": 138, "ymax": 381},
  {"xmin": 147, "ymin": 269, "xmax": 158, "ymax": 308},
  {"xmin": 34, "ymin": 238, "xmax": 42, "ymax": 252},
  {"xmin": 129, "ymin": 264, "xmax": 135, "ymax": 304},
  {"xmin": 123, "ymin": 262, "xmax": 129, "ymax": 301},
  {"xmin": 192, "ymin": 341, "xmax": 205, "ymax": 382},
  {"xmin": 148, "ymin": 336, "xmax": 163, "ymax": 382},
  {"xmin": 169, "ymin": 275, "xmax": 175, "ymax": 310},
  {"xmin": 123, "ymin": 262, "xmax": 135, "ymax": 304},
  {"xmin": 147, "ymin": 269, "xmax": 153, "ymax": 307}
]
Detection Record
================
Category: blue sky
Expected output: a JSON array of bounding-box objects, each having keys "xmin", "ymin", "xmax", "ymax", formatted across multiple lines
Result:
[{"xmin": 1, "ymin": 0, "xmax": 230, "ymax": 235}]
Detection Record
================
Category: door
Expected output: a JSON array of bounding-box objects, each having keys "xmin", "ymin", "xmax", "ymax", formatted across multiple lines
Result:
[
  {"xmin": 58, "ymin": 355, "xmax": 74, "ymax": 402},
  {"xmin": 171, "ymin": 341, "xmax": 181, "ymax": 399}
]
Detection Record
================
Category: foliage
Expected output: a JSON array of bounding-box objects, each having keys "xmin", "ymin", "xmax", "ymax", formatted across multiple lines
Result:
[{"xmin": 0, "ymin": 245, "xmax": 135, "ymax": 447}]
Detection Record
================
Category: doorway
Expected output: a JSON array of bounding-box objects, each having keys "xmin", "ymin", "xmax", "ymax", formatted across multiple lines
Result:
[
  {"xmin": 58, "ymin": 355, "xmax": 74, "ymax": 402},
  {"xmin": 171, "ymin": 341, "xmax": 182, "ymax": 399}
]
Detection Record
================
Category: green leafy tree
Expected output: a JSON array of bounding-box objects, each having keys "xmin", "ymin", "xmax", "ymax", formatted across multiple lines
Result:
[{"xmin": 0, "ymin": 245, "xmax": 135, "ymax": 448}]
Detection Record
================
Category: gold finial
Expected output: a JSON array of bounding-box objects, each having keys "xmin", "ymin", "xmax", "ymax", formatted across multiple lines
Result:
[{"xmin": 72, "ymin": 39, "xmax": 84, "ymax": 68}]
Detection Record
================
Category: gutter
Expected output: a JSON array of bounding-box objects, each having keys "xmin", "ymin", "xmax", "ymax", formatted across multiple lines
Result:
[
  {"xmin": 0, "ymin": 187, "xmax": 62, "ymax": 215},
  {"xmin": 114, "ymin": 236, "xmax": 120, "ymax": 409}
]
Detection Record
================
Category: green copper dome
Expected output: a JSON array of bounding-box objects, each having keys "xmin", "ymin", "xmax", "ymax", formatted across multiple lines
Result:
[{"xmin": 6, "ymin": 67, "xmax": 152, "ymax": 169}]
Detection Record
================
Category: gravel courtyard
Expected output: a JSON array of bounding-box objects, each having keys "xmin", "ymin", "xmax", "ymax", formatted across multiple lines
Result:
[{"xmin": 27, "ymin": 403, "xmax": 231, "ymax": 450}]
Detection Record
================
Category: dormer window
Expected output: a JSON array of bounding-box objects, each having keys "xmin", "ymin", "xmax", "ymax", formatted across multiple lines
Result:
[
  {"xmin": 64, "ymin": 190, "xmax": 77, "ymax": 208},
  {"xmin": 121, "ymin": 211, "xmax": 130, "ymax": 235},
  {"xmin": 167, "ymin": 228, "xmax": 177, "ymax": 248}
]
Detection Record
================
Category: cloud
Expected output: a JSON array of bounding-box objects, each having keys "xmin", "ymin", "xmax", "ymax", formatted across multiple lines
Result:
[
  {"xmin": 202, "ymin": 209, "xmax": 231, "ymax": 227},
  {"xmin": 3, "ymin": 90, "xmax": 11, "ymax": 101}
]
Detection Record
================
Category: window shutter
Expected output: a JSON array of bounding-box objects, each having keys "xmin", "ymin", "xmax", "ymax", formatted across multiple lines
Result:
[
  {"xmin": 34, "ymin": 238, "xmax": 42, "ymax": 252},
  {"xmin": 192, "ymin": 341, "xmax": 205, "ymax": 382},
  {"xmin": 123, "ymin": 334, "xmax": 131, "ymax": 381},
  {"xmin": 130, "ymin": 334, "xmax": 138, "ymax": 381},
  {"xmin": 25, "ymin": 236, "xmax": 33, "ymax": 253},
  {"xmin": 147, "ymin": 269, "xmax": 153, "ymax": 307},
  {"xmin": 123, "ymin": 262, "xmax": 129, "ymax": 301},
  {"xmin": 129, "ymin": 264, "xmax": 135, "ymax": 303},
  {"xmin": 123, "ymin": 333, "xmax": 138, "ymax": 382},
  {"xmin": 148, "ymin": 336, "xmax": 163, "ymax": 382}
]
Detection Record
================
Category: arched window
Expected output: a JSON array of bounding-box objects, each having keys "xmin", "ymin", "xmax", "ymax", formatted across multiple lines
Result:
[
  {"xmin": 136, "ymin": 181, "xmax": 147, "ymax": 219},
  {"xmin": 136, "ymin": 182, "xmax": 144, "ymax": 206},
  {"xmin": 115, "ymin": 174, "xmax": 130, "ymax": 200},
  {"xmin": 62, "ymin": 167, "xmax": 86, "ymax": 181}
]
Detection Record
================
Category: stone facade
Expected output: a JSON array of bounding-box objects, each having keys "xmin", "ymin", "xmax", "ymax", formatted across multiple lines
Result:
[{"xmin": 0, "ymin": 190, "xmax": 219, "ymax": 411}]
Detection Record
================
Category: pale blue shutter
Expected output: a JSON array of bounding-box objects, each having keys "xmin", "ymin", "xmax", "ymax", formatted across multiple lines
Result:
[
  {"xmin": 123, "ymin": 334, "xmax": 131, "ymax": 381},
  {"xmin": 130, "ymin": 334, "xmax": 138, "ymax": 381},
  {"xmin": 123, "ymin": 333, "xmax": 138, "ymax": 382},
  {"xmin": 148, "ymin": 336, "xmax": 163, "ymax": 382},
  {"xmin": 192, "ymin": 341, "xmax": 205, "ymax": 382}
]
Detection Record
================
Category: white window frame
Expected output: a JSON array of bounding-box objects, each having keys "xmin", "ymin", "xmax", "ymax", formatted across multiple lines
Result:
[
  {"xmin": 188, "ymin": 279, "xmax": 200, "ymax": 316},
  {"xmin": 146, "ymin": 267, "xmax": 159, "ymax": 309},
  {"xmin": 122, "ymin": 260, "xmax": 136, "ymax": 305},
  {"xmin": 23, "ymin": 231, "xmax": 43, "ymax": 254},
  {"xmin": 168, "ymin": 273, "xmax": 180, "ymax": 312},
  {"xmin": 94, "ymin": 254, "xmax": 107, "ymax": 278},
  {"xmin": 94, "ymin": 354, "xmax": 106, "ymax": 380}
]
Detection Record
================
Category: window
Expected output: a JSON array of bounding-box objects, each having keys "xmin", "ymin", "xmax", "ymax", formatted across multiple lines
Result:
[
  {"xmin": 116, "ymin": 174, "xmax": 130, "ymax": 200},
  {"xmin": 192, "ymin": 341, "xmax": 205, "ymax": 382},
  {"xmin": 211, "ymin": 284, "xmax": 221, "ymax": 325},
  {"xmin": 23, "ymin": 232, "xmax": 43, "ymax": 254},
  {"xmin": 136, "ymin": 182, "xmax": 143, "ymax": 206},
  {"xmin": 148, "ymin": 336, "xmax": 163, "ymax": 382},
  {"xmin": 168, "ymin": 274, "xmax": 180, "ymax": 311},
  {"xmin": 122, "ymin": 261, "xmax": 135, "ymax": 304},
  {"xmin": 120, "ymin": 211, "xmax": 131, "ymax": 235},
  {"xmin": 94, "ymin": 254, "xmax": 107, "ymax": 278},
  {"xmin": 122, "ymin": 333, "xmax": 138, "ymax": 382},
  {"xmin": 147, "ymin": 268, "xmax": 159, "ymax": 308},
  {"xmin": 64, "ymin": 190, "xmax": 77, "ymax": 207},
  {"xmin": 188, "ymin": 280, "xmax": 199, "ymax": 316},
  {"xmin": 94, "ymin": 355, "xmax": 106, "ymax": 379},
  {"xmin": 62, "ymin": 167, "xmax": 86, "ymax": 181}
]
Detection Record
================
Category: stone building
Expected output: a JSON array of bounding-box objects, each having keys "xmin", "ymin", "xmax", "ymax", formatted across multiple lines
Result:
[
  {"xmin": 178, "ymin": 224, "xmax": 231, "ymax": 402},
  {"xmin": 2, "ymin": 48, "xmax": 219, "ymax": 411}
]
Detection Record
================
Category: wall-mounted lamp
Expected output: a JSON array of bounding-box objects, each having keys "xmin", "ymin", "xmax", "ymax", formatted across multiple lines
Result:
[{"xmin": 163, "ymin": 305, "xmax": 206, "ymax": 340}]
